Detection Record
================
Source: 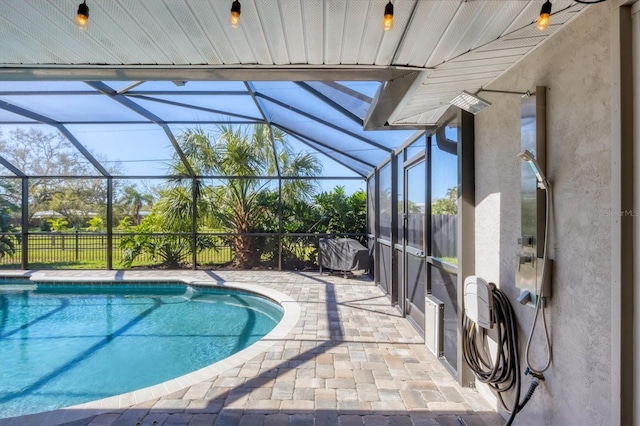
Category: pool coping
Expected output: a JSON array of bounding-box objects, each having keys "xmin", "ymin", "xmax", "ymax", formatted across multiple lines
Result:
[{"xmin": 0, "ymin": 275, "xmax": 301, "ymax": 426}]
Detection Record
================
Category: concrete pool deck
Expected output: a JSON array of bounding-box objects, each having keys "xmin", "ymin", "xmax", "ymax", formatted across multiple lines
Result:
[{"xmin": 0, "ymin": 270, "xmax": 502, "ymax": 426}]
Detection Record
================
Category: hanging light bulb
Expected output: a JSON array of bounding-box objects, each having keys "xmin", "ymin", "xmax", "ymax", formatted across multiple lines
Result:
[
  {"xmin": 75, "ymin": 0, "xmax": 89, "ymax": 30},
  {"xmin": 382, "ymin": 1, "xmax": 394, "ymax": 32},
  {"xmin": 230, "ymin": 0, "xmax": 241, "ymax": 29},
  {"xmin": 536, "ymin": 0, "xmax": 552, "ymax": 31}
]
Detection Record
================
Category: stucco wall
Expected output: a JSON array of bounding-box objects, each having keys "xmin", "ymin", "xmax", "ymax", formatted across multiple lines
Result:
[{"xmin": 473, "ymin": 4, "xmax": 612, "ymax": 425}]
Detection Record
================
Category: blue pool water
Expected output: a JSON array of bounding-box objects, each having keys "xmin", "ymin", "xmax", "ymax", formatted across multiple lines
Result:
[{"xmin": 0, "ymin": 282, "xmax": 283, "ymax": 419}]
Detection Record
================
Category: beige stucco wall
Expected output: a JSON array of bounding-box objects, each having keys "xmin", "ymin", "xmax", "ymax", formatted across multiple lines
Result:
[{"xmin": 474, "ymin": 4, "xmax": 612, "ymax": 425}]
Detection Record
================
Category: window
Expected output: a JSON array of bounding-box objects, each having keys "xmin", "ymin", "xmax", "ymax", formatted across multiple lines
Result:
[{"xmin": 430, "ymin": 120, "xmax": 458, "ymax": 266}]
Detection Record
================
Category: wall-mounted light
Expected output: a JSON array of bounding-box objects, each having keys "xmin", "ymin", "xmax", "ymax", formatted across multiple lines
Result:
[
  {"xmin": 230, "ymin": 0, "xmax": 241, "ymax": 29},
  {"xmin": 382, "ymin": 1, "xmax": 393, "ymax": 32},
  {"xmin": 75, "ymin": 0, "xmax": 89, "ymax": 30},
  {"xmin": 536, "ymin": 0, "xmax": 552, "ymax": 31}
]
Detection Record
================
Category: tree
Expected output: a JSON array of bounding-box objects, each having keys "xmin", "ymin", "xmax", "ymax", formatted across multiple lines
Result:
[
  {"xmin": 47, "ymin": 217, "xmax": 69, "ymax": 232},
  {"xmin": 0, "ymin": 192, "xmax": 19, "ymax": 259},
  {"xmin": 119, "ymin": 212, "xmax": 213, "ymax": 268},
  {"xmin": 118, "ymin": 185, "xmax": 154, "ymax": 225},
  {"xmin": 159, "ymin": 124, "xmax": 321, "ymax": 268},
  {"xmin": 0, "ymin": 128, "xmax": 120, "ymax": 223},
  {"xmin": 313, "ymin": 186, "xmax": 367, "ymax": 237},
  {"xmin": 86, "ymin": 217, "xmax": 104, "ymax": 232},
  {"xmin": 431, "ymin": 187, "xmax": 458, "ymax": 215}
]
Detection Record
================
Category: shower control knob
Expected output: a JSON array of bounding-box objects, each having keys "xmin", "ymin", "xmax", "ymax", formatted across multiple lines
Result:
[
  {"xmin": 518, "ymin": 254, "xmax": 533, "ymax": 265},
  {"xmin": 518, "ymin": 235, "xmax": 533, "ymax": 246}
]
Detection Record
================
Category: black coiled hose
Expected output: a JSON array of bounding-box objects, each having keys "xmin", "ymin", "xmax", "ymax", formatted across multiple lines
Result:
[{"xmin": 463, "ymin": 284, "xmax": 538, "ymax": 425}]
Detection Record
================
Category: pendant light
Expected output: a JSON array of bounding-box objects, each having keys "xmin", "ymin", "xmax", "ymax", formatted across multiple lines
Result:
[
  {"xmin": 75, "ymin": 0, "xmax": 89, "ymax": 30},
  {"xmin": 536, "ymin": 1, "xmax": 552, "ymax": 31},
  {"xmin": 382, "ymin": 1, "xmax": 393, "ymax": 32},
  {"xmin": 230, "ymin": 0, "xmax": 241, "ymax": 29}
]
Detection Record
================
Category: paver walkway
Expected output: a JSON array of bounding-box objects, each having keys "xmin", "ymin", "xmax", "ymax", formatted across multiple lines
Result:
[{"xmin": 1, "ymin": 270, "xmax": 502, "ymax": 426}]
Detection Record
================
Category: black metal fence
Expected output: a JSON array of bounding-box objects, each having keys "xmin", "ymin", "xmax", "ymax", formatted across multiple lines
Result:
[{"xmin": 0, "ymin": 231, "xmax": 366, "ymax": 270}]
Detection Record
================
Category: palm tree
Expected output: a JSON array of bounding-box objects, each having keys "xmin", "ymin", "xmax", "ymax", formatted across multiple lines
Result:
[
  {"xmin": 166, "ymin": 124, "xmax": 321, "ymax": 268},
  {"xmin": 0, "ymin": 195, "xmax": 18, "ymax": 259},
  {"xmin": 118, "ymin": 185, "xmax": 154, "ymax": 225}
]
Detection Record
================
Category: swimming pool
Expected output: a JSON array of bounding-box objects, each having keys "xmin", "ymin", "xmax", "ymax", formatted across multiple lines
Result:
[{"xmin": 0, "ymin": 281, "xmax": 284, "ymax": 419}]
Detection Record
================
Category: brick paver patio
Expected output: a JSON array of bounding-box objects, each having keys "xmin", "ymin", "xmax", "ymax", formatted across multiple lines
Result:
[{"xmin": 0, "ymin": 270, "xmax": 502, "ymax": 426}]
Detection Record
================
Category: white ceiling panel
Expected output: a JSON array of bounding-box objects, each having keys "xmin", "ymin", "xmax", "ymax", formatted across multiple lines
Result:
[
  {"xmin": 0, "ymin": 0, "xmax": 595, "ymax": 132},
  {"xmin": 253, "ymin": 1, "xmax": 290, "ymax": 65},
  {"xmin": 301, "ymin": 0, "xmax": 324, "ymax": 65},
  {"xmin": 432, "ymin": 1, "xmax": 509, "ymax": 64},
  {"xmin": 374, "ymin": 0, "xmax": 417, "ymax": 65},
  {"xmin": 428, "ymin": 64, "xmax": 509, "ymax": 79},
  {"xmin": 280, "ymin": 0, "xmax": 307, "ymax": 64},
  {"xmin": 394, "ymin": 0, "xmax": 461, "ymax": 67},
  {"xmin": 324, "ymin": 0, "xmax": 348, "ymax": 64},
  {"xmin": 469, "ymin": 1, "xmax": 531, "ymax": 50},
  {"xmin": 437, "ymin": 55, "xmax": 522, "ymax": 71},
  {"xmin": 501, "ymin": 0, "xmax": 575, "ymax": 35},
  {"xmin": 425, "ymin": 1, "xmax": 486, "ymax": 67},
  {"xmin": 341, "ymin": 0, "xmax": 370, "ymax": 64},
  {"xmin": 187, "ymin": 1, "xmax": 241, "ymax": 64}
]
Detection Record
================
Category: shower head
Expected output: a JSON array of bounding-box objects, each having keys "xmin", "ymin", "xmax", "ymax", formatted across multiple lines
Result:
[
  {"xmin": 450, "ymin": 88, "xmax": 532, "ymax": 114},
  {"xmin": 449, "ymin": 91, "xmax": 492, "ymax": 114},
  {"xmin": 518, "ymin": 150, "xmax": 550, "ymax": 190}
]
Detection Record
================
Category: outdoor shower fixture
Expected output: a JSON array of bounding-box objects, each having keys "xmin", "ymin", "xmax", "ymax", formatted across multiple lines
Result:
[
  {"xmin": 516, "ymin": 87, "xmax": 550, "ymax": 306},
  {"xmin": 518, "ymin": 150, "xmax": 549, "ymax": 190},
  {"xmin": 450, "ymin": 88, "xmax": 532, "ymax": 114},
  {"xmin": 517, "ymin": 87, "xmax": 553, "ymax": 377}
]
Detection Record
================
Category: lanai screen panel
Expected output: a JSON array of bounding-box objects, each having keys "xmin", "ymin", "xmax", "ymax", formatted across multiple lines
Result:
[
  {"xmin": 285, "ymin": 134, "xmax": 372, "ymax": 178},
  {"xmin": 0, "ymin": 125, "xmax": 102, "ymax": 177},
  {"xmin": 266, "ymin": 99, "xmax": 390, "ymax": 166},
  {"xmin": 0, "ymin": 164, "xmax": 17, "ymax": 177},
  {"xmin": 0, "ymin": 110, "xmax": 38, "ymax": 124},
  {"xmin": 0, "ymin": 93, "xmax": 144, "ymax": 124},
  {"xmin": 285, "ymin": 136, "xmax": 364, "ymax": 179},
  {"xmin": 126, "ymin": 81, "xmax": 263, "ymax": 124},
  {"xmin": 254, "ymin": 81, "xmax": 407, "ymax": 152},
  {"xmin": 305, "ymin": 81, "xmax": 380, "ymax": 119},
  {"xmin": 66, "ymin": 124, "xmax": 176, "ymax": 176}
]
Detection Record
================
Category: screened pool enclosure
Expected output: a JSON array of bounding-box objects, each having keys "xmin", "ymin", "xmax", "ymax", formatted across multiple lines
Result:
[
  {"xmin": 0, "ymin": 79, "xmax": 433, "ymax": 270},
  {"xmin": 0, "ymin": 77, "xmax": 471, "ymax": 374}
]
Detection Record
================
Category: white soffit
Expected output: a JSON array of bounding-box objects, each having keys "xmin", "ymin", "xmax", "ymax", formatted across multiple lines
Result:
[
  {"xmin": 0, "ymin": 0, "xmax": 589, "ymax": 127},
  {"xmin": 390, "ymin": 0, "xmax": 586, "ymax": 126}
]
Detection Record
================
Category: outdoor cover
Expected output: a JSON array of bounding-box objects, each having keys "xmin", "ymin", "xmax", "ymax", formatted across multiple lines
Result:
[{"xmin": 318, "ymin": 238, "xmax": 370, "ymax": 273}]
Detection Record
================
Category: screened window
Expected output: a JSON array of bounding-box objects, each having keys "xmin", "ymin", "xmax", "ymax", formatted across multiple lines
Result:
[
  {"xmin": 378, "ymin": 162, "xmax": 392, "ymax": 241},
  {"xmin": 430, "ymin": 121, "xmax": 458, "ymax": 265}
]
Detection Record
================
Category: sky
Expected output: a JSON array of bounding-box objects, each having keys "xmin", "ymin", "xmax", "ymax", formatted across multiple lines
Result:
[{"xmin": 0, "ymin": 80, "xmax": 455, "ymax": 199}]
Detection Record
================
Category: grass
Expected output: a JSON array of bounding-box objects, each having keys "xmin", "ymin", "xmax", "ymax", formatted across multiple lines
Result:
[{"xmin": 0, "ymin": 233, "xmax": 317, "ymax": 270}]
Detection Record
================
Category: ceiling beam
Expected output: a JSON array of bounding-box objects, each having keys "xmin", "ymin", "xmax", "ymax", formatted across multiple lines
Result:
[
  {"xmin": 0, "ymin": 100, "xmax": 111, "ymax": 177},
  {"xmin": 284, "ymin": 132, "xmax": 367, "ymax": 178},
  {"xmin": 0, "ymin": 154, "xmax": 25, "ymax": 177},
  {"xmin": 255, "ymin": 93, "xmax": 393, "ymax": 153},
  {"xmin": 294, "ymin": 82, "xmax": 363, "ymax": 126},
  {"xmin": 0, "ymin": 66, "xmax": 417, "ymax": 82},
  {"xmin": 364, "ymin": 70, "xmax": 429, "ymax": 130},
  {"xmin": 85, "ymin": 81, "xmax": 195, "ymax": 177},
  {"xmin": 127, "ymin": 94, "xmax": 262, "ymax": 123},
  {"xmin": 244, "ymin": 82, "xmax": 282, "ymax": 180},
  {"xmin": 274, "ymin": 123, "xmax": 374, "ymax": 172},
  {"xmin": 0, "ymin": 120, "xmax": 259, "ymax": 125}
]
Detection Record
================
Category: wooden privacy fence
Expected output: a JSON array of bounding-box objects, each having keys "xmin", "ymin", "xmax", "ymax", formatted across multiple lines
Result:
[
  {"xmin": 431, "ymin": 214, "xmax": 457, "ymax": 258},
  {"xmin": 402, "ymin": 214, "xmax": 456, "ymax": 259}
]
